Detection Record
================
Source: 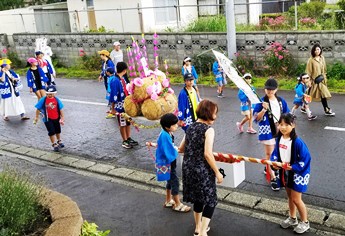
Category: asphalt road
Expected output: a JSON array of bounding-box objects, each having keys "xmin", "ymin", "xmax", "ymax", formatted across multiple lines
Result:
[
  {"xmin": 0, "ymin": 154, "xmax": 315, "ymax": 236},
  {"xmin": 0, "ymin": 77, "xmax": 344, "ymax": 212}
]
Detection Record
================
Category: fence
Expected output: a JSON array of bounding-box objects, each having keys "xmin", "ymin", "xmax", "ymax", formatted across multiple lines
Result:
[{"xmin": 1, "ymin": 0, "xmax": 343, "ymax": 35}]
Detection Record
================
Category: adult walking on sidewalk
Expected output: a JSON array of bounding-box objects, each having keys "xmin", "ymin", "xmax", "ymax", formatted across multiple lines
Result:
[
  {"xmin": 306, "ymin": 43, "xmax": 335, "ymax": 116},
  {"xmin": 179, "ymin": 100, "xmax": 224, "ymax": 236},
  {"xmin": 0, "ymin": 59, "xmax": 30, "ymax": 121}
]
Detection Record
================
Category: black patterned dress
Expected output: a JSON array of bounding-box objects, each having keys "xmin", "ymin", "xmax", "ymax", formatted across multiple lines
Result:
[{"xmin": 182, "ymin": 122, "xmax": 217, "ymax": 207}]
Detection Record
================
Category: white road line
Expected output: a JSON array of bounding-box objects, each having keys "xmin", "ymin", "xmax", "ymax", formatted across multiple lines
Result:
[
  {"xmin": 60, "ymin": 98, "xmax": 107, "ymax": 106},
  {"xmin": 324, "ymin": 126, "xmax": 345, "ymax": 132}
]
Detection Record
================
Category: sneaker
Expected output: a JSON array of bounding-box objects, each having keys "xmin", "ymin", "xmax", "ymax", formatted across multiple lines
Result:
[
  {"xmin": 51, "ymin": 81, "xmax": 56, "ymax": 86},
  {"xmin": 127, "ymin": 137, "xmax": 138, "ymax": 146},
  {"xmin": 217, "ymin": 93, "xmax": 223, "ymax": 98},
  {"xmin": 122, "ymin": 140, "xmax": 133, "ymax": 149},
  {"xmin": 270, "ymin": 178, "xmax": 280, "ymax": 191},
  {"xmin": 324, "ymin": 109, "xmax": 335, "ymax": 116},
  {"xmin": 57, "ymin": 140, "xmax": 65, "ymax": 148},
  {"xmin": 280, "ymin": 217, "xmax": 298, "ymax": 229},
  {"xmin": 246, "ymin": 128, "xmax": 257, "ymax": 134},
  {"xmin": 236, "ymin": 122, "xmax": 244, "ymax": 133},
  {"xmin": 294, "ymin": 221, "xmax": 310, "ymax": 234},
  {"xmin": 307, "ymin": 115, "xmax": 317, "ymax": 121},
  {"xmin": 52, "ymin": 143, "xmax": 59, "ymax": 152},
  {"xmin": 263, "ymin": 166, "xmax": 267, "ymax": 175},
  {"xmin": 106, "ymin": 113, "xmax": 116, "ymax": 119},
  {"xmin": 300, "ymin": 107, "xmax": 307, "ymax": 114}
]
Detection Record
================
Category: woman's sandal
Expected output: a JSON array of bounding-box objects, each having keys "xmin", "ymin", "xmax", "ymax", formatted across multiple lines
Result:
[
  {"xmin": 194, "ymin": 227, "xmax": 210, "ymax": 235},
  {"xmin": 163, "ymin": 199, "xmax": 175, "ymax": 208},
  {"xmin": 173, "ymin": 203, "xmax": 191, "ymax": 213}
]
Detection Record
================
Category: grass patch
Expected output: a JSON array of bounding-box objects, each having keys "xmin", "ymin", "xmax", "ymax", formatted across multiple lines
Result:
[{"xmin": 0, "ymin": 166, "xmax": 48, "ymax": 236}]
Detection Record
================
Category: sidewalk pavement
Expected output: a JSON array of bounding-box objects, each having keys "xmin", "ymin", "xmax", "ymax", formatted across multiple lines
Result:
[{"xmin": 0, "ymin": 141, "xmax": 344, "ymax": 235}]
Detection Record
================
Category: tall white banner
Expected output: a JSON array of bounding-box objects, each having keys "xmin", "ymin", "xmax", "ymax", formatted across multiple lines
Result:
[{"xmin": 212, "ymin": 50, "xmax": 261, "ymax": 104}]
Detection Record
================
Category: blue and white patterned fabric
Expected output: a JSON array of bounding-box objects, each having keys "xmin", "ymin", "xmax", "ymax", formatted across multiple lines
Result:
[
  {"xmin": 155, "ymin": 130, "xmax": 178, "ymax": 181},
  {"xmin": 0, "ymin": 70, "xmax": 20, "ymax": 99},
  {"xmin": 238, "ymin": 86, "xmax": 256, "ymax": 112},
  {"xmin": 253, "ymin": 96, "xmax": 289, "ymax": 141},
  {"xmin": 26, "ymin": 67, "xmax": 48, "ymax": 92},
  {"xmin": 178, "ymin": 87, "xmax": 198, "ymax": 132},
  {"xmin": 100, "ymin": 59, "xmax": 115, "ymax": 78},
  {"xmin": 109, "ymin": 74, "xmax": 126, "ymax": 113},
  {"xmin": 270, "ymin": 136, "xmax": 311, "ymax": 193}
]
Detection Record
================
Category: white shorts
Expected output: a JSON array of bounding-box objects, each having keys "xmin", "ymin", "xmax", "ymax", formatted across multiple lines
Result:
[{"xmin": 259, "ymin": 138, "xmax": 276, "ymax": 145}]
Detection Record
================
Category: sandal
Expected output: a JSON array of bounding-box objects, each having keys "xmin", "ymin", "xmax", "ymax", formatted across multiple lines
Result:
[
  {"xmin": 163, "ymin": 199, "xmax": 175, "ymax": 208},
  {"xmin": 173, "ymin": 203, "xmax": 191, "ymax": 213},
  {"xmin": 194, "ymin": 227, "xmax": 210, "ymax": 235},
  {"xmin": 3, "ymin": 117, "xmax": 9, "ymax": 121}
]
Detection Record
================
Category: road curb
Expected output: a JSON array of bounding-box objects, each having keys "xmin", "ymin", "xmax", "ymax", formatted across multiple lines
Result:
[{"xmin": 1, "ymin": 142, "xmax": 344, "ymax": 235}]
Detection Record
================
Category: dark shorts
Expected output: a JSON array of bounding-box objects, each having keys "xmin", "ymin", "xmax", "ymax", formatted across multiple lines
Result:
[
  {"xmin": 166, "ymin": 160, "xmax": 179, "ymax": 195},
  {"xmin": 44, "ymin": 118, "xmax": 61, "ymax": 136},
  {"xmin": 117, "ymin": 115, "xmax": 130, "ymax": 127}
]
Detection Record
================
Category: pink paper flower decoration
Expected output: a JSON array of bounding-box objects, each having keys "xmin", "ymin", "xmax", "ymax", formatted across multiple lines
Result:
[
  {"xmin": 133, "ymin": 78, "xmax": 143, "ymax": 87},
  {"xmin": 162, "ymin": 79, "xmax": 170, "ymax": 88},
  {"xmin": 168, "ymin": 88, "xmax": 174, "ymax": 94},
  {"xmin": 146, "ymin": 85, "xmax": 154, "ymax": 95},
  {"xmin": 151, "ymin": 93, "xmax": 159, "ymax": 100}
]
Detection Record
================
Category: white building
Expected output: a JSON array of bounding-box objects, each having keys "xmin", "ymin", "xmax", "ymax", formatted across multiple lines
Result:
[
  {"xmin": 66, "ymin": 0, "xmax": 264, "ymax": 33},
  {"xmin": 0, "ymin": 2, "xmax": 70, "ymax": 35},
  {"xmin": 67, "ymin": 0, "xmax": 200, "ymax": 33}
]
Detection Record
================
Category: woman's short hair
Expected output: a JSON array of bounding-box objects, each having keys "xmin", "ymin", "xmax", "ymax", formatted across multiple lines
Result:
[
  {"xmin": 311, "ymin": 43, "xmax": 322, "ymax": 57},
  {"xmin": 196, "ymin": 99, "xmax": 218, "ymax": 121},
  {"xmin": 160, "ymin": 113, "xmax": 178, "ymax": 131}
]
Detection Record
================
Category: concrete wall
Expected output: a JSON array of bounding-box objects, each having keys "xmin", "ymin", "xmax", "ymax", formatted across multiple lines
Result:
[{"xmin": 4, "ymin": 31, "xmax": 345, "ymax": 69}]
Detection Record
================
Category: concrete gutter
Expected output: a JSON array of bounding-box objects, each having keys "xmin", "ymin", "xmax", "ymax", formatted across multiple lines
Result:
[{"xmin": 1, "ymin": 141, "xmax": 344, "ymax": 235}]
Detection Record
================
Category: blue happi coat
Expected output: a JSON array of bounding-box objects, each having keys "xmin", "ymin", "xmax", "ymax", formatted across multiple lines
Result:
[
  {"xmin": 155, "ymin": 130, "xmax": 178, "ymax": 181},
  {"xmin": 293, "ymin": 82, "xmax": 307, "ymax": 105},
  {"xmin": 26, "ymin": 67, "xmax": 48, "ymax": 92},
  {"xmin": 0, "ymin": 70, "xmax": 20, "ymax": 99},
  {"xmin": 238, "ymin": 86, "xmax": 256, "ymax": 112},
  {"xmin": 100, "ymin": 59, "xmax": 115, "ymax": 78},
  {"xmin": 178, "ymin": 87, "xmax": 198, "ymax": 132},
  {"xmin": 109, "ymin": 75, "xmax": 126, "ymax": 113},
  {"xmin": 270, "ymin": 136, "xmax": 311, "ymax": 193},
  {"xmin": 253, "ymin": 96, "xmax": 289, "ymax": 141},
  {"xmin": 212, "ymin": 61, "xmax": 223, "ymax": 82}
]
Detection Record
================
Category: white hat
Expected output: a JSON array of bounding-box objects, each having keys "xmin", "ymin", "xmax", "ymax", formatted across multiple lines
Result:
[
  {"xmin": 183, "ymin": 57, "xmax": 192, "ymax": 62},
  {"xmin": 243, "ymin": 73, "xmax": 252, "ymax": 79},
  {"xmin": 113, "ymin": 41, "xmax": 121, "ymax": 46}
]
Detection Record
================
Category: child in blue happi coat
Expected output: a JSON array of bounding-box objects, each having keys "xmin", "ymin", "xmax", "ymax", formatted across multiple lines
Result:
[
  {"xmin": 271, "ymin": 113, "xmax": 311, "ymax": 234},
  {"xmin": 212, "ymin": 60, "xmax": 227, "ymax": 98},
  {"xmin": 236, "ymin": 73, "xmax": 257, "ymax": 134},
  {"xmin": 156, "ymin": 113, "xmax": 191, "ymax": 213},
  {"xmin": 253, "ymin": 78, "xmax": 289, "ymax": 191},
  {"xmin": 290, "ymin": 73, "xmax": 316, "ymax": 121}
]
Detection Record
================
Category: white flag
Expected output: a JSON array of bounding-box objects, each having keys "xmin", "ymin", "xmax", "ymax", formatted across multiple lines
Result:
[{"xmin": 212, "ymin": 50, "xmax": 261, "ymax": 104}]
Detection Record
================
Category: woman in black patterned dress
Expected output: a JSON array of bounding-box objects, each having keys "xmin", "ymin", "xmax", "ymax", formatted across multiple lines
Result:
[{"xmin": 179, "ymin": 99, "xmax": 224, "ymax": 236}]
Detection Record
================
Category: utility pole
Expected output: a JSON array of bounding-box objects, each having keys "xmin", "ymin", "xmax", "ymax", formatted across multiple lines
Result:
[{"xmin": 225, "ymin": 0, "xmax": 237, "ymax": 59}]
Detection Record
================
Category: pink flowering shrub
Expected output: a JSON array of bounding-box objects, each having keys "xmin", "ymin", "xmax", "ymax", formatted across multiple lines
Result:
[
  {"xmin": 263, "ymin": 42, "xmax": 295, "ymax": 76},
  {"xmin": 258, "ymin": 16, "xmax": 291, "ymax": 30},
  {"xmin": 299, "ymin": 17, "xmax": 317, "ymax": 27},
  {"xmin": 233, "ymin": 52, "xmax": 255, "ymax": 75}
]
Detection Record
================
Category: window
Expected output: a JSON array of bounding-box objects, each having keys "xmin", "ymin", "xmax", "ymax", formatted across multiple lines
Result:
[
  {"xmin": 86, "ymin": 0, "xmax": 94, "ymax": 7},
  {"xmin": 153, "ymin": 0, "xmax": 178, "ymax": 24}
]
